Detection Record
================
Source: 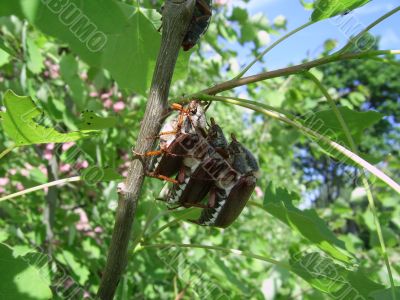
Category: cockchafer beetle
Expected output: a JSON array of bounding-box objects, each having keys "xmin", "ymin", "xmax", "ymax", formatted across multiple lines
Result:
[
  {"xmin": 194, "ymin": 134, "xmax": 260, "ymax": 228},
  {"xmin": 182, "ymin": 0, "xmax": 212, "ymax": 51},
  {"xmin": 159, "ymin": 117, "xmax": 230, "ymax": 208},
  {"xmin": 139, "ymin": 100, "xmax": 207, "ymax": 183}
]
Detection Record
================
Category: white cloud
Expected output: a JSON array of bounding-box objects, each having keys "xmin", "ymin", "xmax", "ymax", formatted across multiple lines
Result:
[{"xmin": 244, "ymin": 0, "xmax": 279, "ymax": 13}]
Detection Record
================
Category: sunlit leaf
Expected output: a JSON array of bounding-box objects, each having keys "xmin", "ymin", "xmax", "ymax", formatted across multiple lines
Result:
[
  {"xmin": 290, "ymin": 252, "xmax": 383, "ymax": 298},
  {"xmin": 263, "ymin": 183, "xmax": 353, "ymax": 263},
  {"xmin": 312, "ymin": 0, "xmax": 371, "ymax": 21},
  {"xmin": 0, "ymin": 90, "xmax": 97, "ymax": 146},
  {"xmin": 0, "ymin": 243, "xmax": 52, "ymax": 299},
  {"xmin": 0, "ymin": 1, "xmax": 190, "ymax": 95}
]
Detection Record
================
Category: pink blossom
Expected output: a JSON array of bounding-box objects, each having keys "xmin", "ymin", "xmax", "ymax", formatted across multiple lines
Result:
[
  {"xmin": 62, "ymin": 142, "xmax": 76, "ymax": 152},
  {"xmin": 75, "ymin": 208, "xmax": 91, "ymax": 231},
  {"xmin": 24, "ymin": 163, "xmax": 33, "ymax": 170},
  {"xmin": 83, "ymin": 291, "xmax": 91, "ymax": 298},
  {"xmin": 0, "ymin": 187, "xmax": 5, "ymax": 194},
  {"xmin": 215, "ymin": 0, "xmax": 230, "ymax": 5},
  {"xmin": 89, "ymin": 91, "xmax": 99, "ymax": 97},
  {"xmin": 39, "ymin": 165, "xmax": 48, "ymax": 176},
  {"xmin": 103, "ymin": 99, "xmax": 113, "ymax": 109},
  {"xmin": 46, "ymin": 143, "xmax": 55, "ymax": 151},
  {"xmin": 16, "ymin": 183, "xmax": 24, "ymax": 191},
  {"xmin": 9, "ymin": 169, "xmax": 17, "ymax": 175},
  {"xmin": 94, "ymin": 226, "xmax": 103, "ymax": 233},
  {"xmin": 44, "ymin": 151, "xmax": 53, "ymax": 161},
  {"xmin": 255, "ymin": 186, "xmax": 264, "ymax": 198},
  {"xmin": 80, "ymin": 72, "xmax": 88, "ymax": 80},
  {"xmin": 60, "ymin": 164, "xmax": 71, "ymax": 173},
  {"xmin": 20, "ymin": 169, "xmax": 30, "ymax": 177},
  {"xmin": 76, "ymin": 160, "xmax": 89, "ymax": 170},
  {"xmin": 101, "ymin": 92, "xmax": 113, "ymax": 100},
  {"xmin": 122, "ymin": 170, "xmax": 128, "ymax": 177},
  {"xmin": 113, "ymin": 101, "xmax": 125, "ymax": 112},
  {"xmin": 0, "ymin": 177, "xmax": 9, "ymax": 186}
]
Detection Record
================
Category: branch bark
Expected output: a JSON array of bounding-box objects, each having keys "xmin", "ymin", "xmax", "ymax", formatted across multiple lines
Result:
[
  {"xmin": 194, "ymin": 50, "xmax": 400, "ymax": 96},
  {"xmin": 97, "ymin": 1, "xmax": 196, "ymax": 299}
]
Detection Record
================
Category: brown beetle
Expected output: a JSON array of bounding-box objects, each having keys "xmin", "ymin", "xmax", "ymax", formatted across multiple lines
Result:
[
  {"xmin": 195, "ymin": 134, "xmax": 260, "ymax": 228},
  {"xmin": 140, "ymin": 101, "xmax": 207, "ymax": 183},
  {"xmin": 160, "ymin": 118, "xmax": 230, "ymax": 208}
]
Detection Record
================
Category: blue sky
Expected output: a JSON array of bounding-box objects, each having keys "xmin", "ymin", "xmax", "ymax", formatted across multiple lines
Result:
[{"xmin": 238, "ymin": 0, "xmax": 400, "ymax": 72}]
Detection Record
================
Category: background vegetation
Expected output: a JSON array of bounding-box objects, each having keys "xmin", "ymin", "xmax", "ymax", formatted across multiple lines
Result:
[{"xmin": 0, "ymin": 0, "xmax": 399, "ymax": 299}]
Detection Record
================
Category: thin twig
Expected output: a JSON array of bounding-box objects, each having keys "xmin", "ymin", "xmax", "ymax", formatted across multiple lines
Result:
[
  {"xmin": 0, "ymin": 145, "xmax": 15, "ymax": 160},
  {"xmin": 235, "ymin": 21, "xmax": 314, "ymax": 79},
  {"xmin": 97, "ymin": 1, "xmax": 196, "ymax": 299},
  {"xmin": 188, "ymin": 50, "xmax": 399, "ymax": 96},
  {"xmin": 305, "ymin": 71, "xmax": 397, "ymax": 300},
  {"xmin": 140, "ymin": 243, "xmax": 290, "ymax": 269},
  {"xmin": 337, "ymin": 5, "xmax": 400, "ymax": 54},
  {"xmin": 0, "ymin": 176, "xmax": 81, "ymax": 202}
]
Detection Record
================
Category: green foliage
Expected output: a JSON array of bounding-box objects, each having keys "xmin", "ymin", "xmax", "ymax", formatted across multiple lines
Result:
[
  {"xmin": 312, "ymin": 0, "xmax": 371, "ymax": 21},
  {"xmin": 0, "ymin": 90, "xmax": 97, "ymax": 146},
  {"xmin": 0, "ymin": 0, "xmax": 189, "ymax": 94},
  {"xmin": 263, "ymin": 184, "xmax": 353, "ymax": 263},
  {"xmin": 0, "ymin": 243, "xmax": 52, "ymax": 299},
  {"xmin": 289, "ymin": 252, "xmax": 384, "ymax": 298},
  {"xmin": 0, "ymin": 0, "xmax": 398, "ymax": 299}
]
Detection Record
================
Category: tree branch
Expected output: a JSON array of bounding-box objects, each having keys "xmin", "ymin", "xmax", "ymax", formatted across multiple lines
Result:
[
  {"xmin": 97, "ymin": 1, "xmax": 196, "ymax": 299},
  {"xmin": 192, "ymin": 50, "xmax": 400, "ymax": 96}
]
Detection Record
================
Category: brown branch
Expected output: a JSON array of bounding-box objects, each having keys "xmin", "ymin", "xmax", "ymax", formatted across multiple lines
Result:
[
  {"xmin": 97, "ymin": 1, "xmax": 196, "ymax": 299},
  {"xmin": 196, "ymin": 50, "xmax": 397, "ymax": 96}
]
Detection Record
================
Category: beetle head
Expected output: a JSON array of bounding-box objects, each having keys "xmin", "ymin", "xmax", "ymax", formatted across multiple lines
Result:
[
  {"xmin": 207, "ymin": 118, "xmax": 228, "ymax": 150},
  {"xmin": 182, "ymin": 101, "xmax": 207, "ymax": 133},
  {"xmin": 228, "ymin": 134, "xmax": 259, "ymax": 176}
]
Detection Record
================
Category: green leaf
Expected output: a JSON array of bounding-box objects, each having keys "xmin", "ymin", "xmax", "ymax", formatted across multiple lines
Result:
[
  {"xmin": 312, "ymin": 0, "xmax": 371, "ymax": 21},
  {"xmin": 60, "ymin": 54, "xmax": 85, "ymax": 109},
  {"xmin": 0, "ymin": 90, "xmax": 97, "ymax": 146},
  {"xmin": 263, "ymin": 183, "xmax": 353, "ymax": 263},
  {"xmin": 302, "ymin": 107, "xmax": 383, "ymax": 163},
  {"xmin": 0, "ymin": 48, "xmax": 11, "ymax": 67},
  {"xmin": 26, "ymin": 37, "xmax": 44, "ymax": 74},
  {"xmin": 0, "ymin": 1, "xmax": 190, "ymax": 94},
  {"xmin": 81, "ymin": 166, "xmax": 123, "ymax": 183},
  {"xmin": 56, "ymin": 250, "xmax": 89, "ymax": 285},
  {"xmin": 290, "ymin": 252, "xmax": 384, "ymax": 298},
  {"xmin": 369, "ymin": 287, "xmax": 400, "ymax": 300},
  {"xmin": 77, "ymin": 110, "xmax": 118, "ymax": 131},
  {"xmin": 0, "ymin": 243, "xmax": 52, "ymax": 299}
]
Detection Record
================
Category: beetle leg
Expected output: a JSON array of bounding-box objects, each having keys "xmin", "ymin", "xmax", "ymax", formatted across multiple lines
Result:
[
  {"xmin": 196, "ymin": 0, "xmax": 212, "ymax": 17},
  {"xmin": 207, "ymin": 187, "xmax": 217, "ymax": 208},
  {"xmin": 182, "ymin": 202, "xmax": 208, "ymax": 209},
  {"xmin": 133, "ymin": 149, "xmax": 164, "ymax": 157},
  {"xmin": 147, "ymin": 172, "xmax": 178, "ymax": 184},
  {"xmin": 177, "ymin": 167, "xmax": 187, "ymax": 184}
]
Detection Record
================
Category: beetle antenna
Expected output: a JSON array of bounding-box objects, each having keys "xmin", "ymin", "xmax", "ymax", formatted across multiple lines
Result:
[
  {"xmin": 204, "ymin": 101, "xmax": 212, "ymax": 111},
  {"xmin": 210, "ymin": 117, "xmax": 216, "ymax": 126}
]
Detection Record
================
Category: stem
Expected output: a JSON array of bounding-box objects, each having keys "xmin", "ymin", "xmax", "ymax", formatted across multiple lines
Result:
[
  {"xmin": 190, "ymin": 50, "xmax": 400, "ymax": 96},
  {"xmin": 97, "ymin": 1, "xmax": 196, "ymax": 299},
  {"xmin": 140, "ymin": 243, "xmax": 290, "ymax": 269},
  {"xmin": 195, "ymin": 94, "xmax": 400, "ymax": 195},
  {"xmin": 0, "ymin": 145, "xmax": 15, "ymax": 160},
  {"xmin": 0, "ymin": 176, "xmax": 81, "ymax": 202},
  {"xmin": 235, "ymin": 21, "xmax": 313, "ymax": 79},
  {"xmin": 305, "ymin": 71, "xmax": 397, "ymax": 299},
  {"xmin": 144, "ymin": 209, "xmax": 197, "ymax": 241},
  {"xmin": 338, "ymin": 6, "xmax": 400, "ymax": 54}
]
